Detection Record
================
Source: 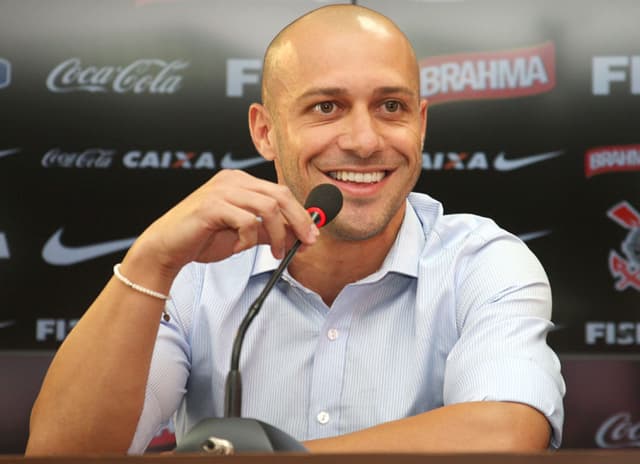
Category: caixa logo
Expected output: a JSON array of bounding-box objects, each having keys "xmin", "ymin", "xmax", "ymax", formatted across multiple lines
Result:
[
  {"xmin": 46, "ymin": 58, "xmax": 189, "ymax": 94},
  {"xmin": 0, "ymin": 58, "xmax": 10, "ymax": 89}
]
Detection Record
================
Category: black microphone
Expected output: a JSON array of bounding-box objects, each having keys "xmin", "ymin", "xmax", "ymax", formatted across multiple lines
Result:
[{"xmin": 175, "ymin": 183, "xmax": 343, "ymax": 454}]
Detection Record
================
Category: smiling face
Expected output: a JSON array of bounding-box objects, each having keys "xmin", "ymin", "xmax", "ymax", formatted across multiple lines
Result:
[{"xmin": 250, "ymin": 6, "xmax": 427, "ymax": 241}]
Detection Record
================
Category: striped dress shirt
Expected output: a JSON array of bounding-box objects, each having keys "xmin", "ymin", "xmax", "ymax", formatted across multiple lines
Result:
[{"xmin": 130, "ymin": 192, "xmax": 565, "ymax": 453}]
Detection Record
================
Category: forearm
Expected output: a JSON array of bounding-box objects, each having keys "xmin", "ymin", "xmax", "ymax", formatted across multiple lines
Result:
[
  {"xmin": 26, "ymin": 171, "xmax": 318, "ymax": 455},
  {"xmin": 304, "ymin": 401, "xmax": 550, "ymax": 453},
  {"xmin": 26, "ymin": 252, "xmax": 176, "ymax": 455}
]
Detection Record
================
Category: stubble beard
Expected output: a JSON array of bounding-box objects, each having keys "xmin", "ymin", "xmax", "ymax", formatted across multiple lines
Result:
[{"xmin": 323, "ymin": 194, "xmax": 407, "ymax": 242}]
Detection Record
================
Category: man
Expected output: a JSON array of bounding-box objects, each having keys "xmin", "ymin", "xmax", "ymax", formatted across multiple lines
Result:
[{"xmin": 27, "ymin": 4, "xmax": 564, "ymax": 455}]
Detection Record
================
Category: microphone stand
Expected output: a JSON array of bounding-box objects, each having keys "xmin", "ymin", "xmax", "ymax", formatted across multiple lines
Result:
[{"xmin": 225, "ymin": 238, "xmax": 304, "ymax": 417}]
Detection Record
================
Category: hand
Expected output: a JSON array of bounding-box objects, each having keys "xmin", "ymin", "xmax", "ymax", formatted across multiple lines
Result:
[{"xmin": 128, "ymin": 170, "xmax": 319, "ymax": 278}]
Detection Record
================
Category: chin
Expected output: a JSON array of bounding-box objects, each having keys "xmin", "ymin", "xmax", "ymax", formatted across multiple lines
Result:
[{"xmin": 325, "ymin": 219, "xmax": 388, "ymax": 242}]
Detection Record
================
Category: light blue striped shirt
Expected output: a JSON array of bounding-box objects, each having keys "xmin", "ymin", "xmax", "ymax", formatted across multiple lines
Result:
[{"xmin": 130, "ymin": 192, "xmax": 565, "ymax": 453}]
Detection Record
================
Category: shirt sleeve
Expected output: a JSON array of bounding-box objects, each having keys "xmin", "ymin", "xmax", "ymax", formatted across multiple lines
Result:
[
  {"xmin": 442, "ymin": 225, "xmax": 565, "ymax": 448},
  {"xmin": 128, "ymin": 264, "xmax": 201, "ymax": 454}
]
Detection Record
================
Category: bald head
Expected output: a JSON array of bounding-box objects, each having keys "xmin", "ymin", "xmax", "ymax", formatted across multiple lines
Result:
[{"xmin": 261, "ymin": 4, "xmax": 419, "ymax": 110}]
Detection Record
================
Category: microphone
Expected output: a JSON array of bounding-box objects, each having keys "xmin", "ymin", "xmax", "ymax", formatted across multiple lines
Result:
[{"xmin": 175, "ymin": 183, "xmax": 343, "ymax": 454}]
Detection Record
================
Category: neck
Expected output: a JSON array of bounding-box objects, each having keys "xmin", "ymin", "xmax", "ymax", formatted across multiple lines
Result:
[{"xmin": 288, "ymin": 209, "xmax": 405, "ymax": 307}]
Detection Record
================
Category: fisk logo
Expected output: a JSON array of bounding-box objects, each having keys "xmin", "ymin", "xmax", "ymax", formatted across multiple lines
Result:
[
  {"xmin": 592, "ymin": 56, "xmax": 640, "ymax": 95},
  {"xmin": 585, "ymin": 144, "xmax": 640, "ymax": 178},
  {"xmin": 37, "ymin": 319, "xmax": 79, "ymax": 341},
  {"xmin": 226, "ymin": 59, "xmax": 261, "ymax": 97},
  {"xmin": 419, "ymin": 42, "xmax": 556, "ymax": 104},
  {"xmin": 422, "ymin": 150, "xmax": 564, "ymax": 171},
  {"xmin": 0, "ymin": 58, "xmax": 10, "ymax": 89},
  {"xmin": 608, "ymin": 201, "xmax": 640, "ymax": 292}
]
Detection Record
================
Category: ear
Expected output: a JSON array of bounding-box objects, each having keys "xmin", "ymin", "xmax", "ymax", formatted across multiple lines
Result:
[
  {"xmin": 248, "ymin": 103, "xmax": 277, "ymax": 161},
  {"xmin": 419, "ymin": 98, "xmax": 428, "ymax": 148}
]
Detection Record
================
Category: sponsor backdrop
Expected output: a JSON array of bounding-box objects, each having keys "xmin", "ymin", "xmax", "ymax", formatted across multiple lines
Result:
[{"xmin": 0, "ymin": 0, "xmax": 638, "ymax": 453}]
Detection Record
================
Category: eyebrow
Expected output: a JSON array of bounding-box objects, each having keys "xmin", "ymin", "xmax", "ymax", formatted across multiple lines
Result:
[{"xmin": 297, "ymin": 86, "xmax": 417, "ymax": 101}]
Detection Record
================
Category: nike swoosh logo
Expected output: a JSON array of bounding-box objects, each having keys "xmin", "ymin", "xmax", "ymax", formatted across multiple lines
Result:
[
  {"xmin": 220, "ymin": 152, "xmax": 268, "ymax": 170},
  {"xmin": 0, "ymin": 320, "xmax": 16, "ymax": 329},
  {"xmin": 42, "ymin": 228, "xmax": 136, "ymax": 266},
  {"xmin": 518, "ymin": 230, "xmax": 552, "ymax": 242},
  {"xmin": 0, "ymin": 148, "xmax": 20, "ymax": 159},
  {"xmin": 494, "ymin": 151, "xmax": 564, "ymax": 171}
]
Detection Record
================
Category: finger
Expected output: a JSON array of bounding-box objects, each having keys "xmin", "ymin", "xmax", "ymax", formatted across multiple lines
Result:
[
  {"xmin": 234, "ymin": 192, "xmax": 290, "ymax": 258},
  {"xmin": 207, "ymin": 171, "xmax": 318, "ymax": 247},
  {"xmin": 201, "ymin": 195, "xmax": 263, "ymax": 251},
  {"xmin": 232, "ymin": 215, "xmax": 261, "ymax": 255},
  {"xmin": 248, "ymin": 182, "xmax": 319, "ymax": 246}
]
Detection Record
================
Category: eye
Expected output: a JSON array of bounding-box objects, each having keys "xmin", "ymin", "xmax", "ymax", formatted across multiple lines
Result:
[
  {"xmin": 383, "ymin": 100, "xmax": 401, "ymax": 112},
  {"xmin": 313, "ymin": 101, "xmax": 336, "ymax": 114}
]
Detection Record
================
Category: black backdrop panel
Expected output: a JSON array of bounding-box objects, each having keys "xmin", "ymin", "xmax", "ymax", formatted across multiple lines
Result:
[{"xmin": 0, "ymin": 0, "xmax": 639, "ymax": 452}]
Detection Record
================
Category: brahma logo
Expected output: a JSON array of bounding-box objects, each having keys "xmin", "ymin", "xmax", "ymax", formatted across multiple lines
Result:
[
  {"xmin": 585, "ymin": 144, "xmax": 640, "ymax": 178},
  {"xmin": 419, "ymin": 42, "xmax": 556, "ymax": 104}
]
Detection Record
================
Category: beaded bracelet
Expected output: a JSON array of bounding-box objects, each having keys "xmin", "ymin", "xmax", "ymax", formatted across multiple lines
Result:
[{"xmin": 113, "ymin": 263, "xmax": 171, "ymax": 321}]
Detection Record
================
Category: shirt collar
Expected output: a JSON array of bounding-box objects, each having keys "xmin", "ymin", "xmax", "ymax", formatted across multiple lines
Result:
[{"xmin": 252, "ymin": 199, "xmax": 424, "ymax": 279}]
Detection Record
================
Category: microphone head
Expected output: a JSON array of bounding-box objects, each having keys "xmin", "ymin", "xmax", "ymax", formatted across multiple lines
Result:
[{"xmin": 304, "ymin": 183, "xmax": 343, "ymax": 228}]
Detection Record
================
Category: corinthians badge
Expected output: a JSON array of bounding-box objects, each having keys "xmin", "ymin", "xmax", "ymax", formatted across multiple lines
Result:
[{"xmin": 607, "ymin": 201, "xmax": 640, "ymax": 291}]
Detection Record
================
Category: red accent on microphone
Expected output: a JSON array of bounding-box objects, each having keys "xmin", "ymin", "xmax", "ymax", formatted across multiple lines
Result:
[{"xmin": 307, "ymin": 207, "xmax": 327, "ymax": 228}]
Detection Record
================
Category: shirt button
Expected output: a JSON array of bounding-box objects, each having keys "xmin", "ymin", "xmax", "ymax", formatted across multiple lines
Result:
[
  {"xmin": 327, "ymin": 328, "xmax": 339, "ymax": 341},
  {"xmin": 317, "ymin": 411, "xmax": 330, "ymax": 424}
]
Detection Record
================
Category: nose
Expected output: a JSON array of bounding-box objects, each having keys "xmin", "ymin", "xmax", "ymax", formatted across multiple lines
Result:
[{"xmin": 336, "ymin": 105, "xmax": 383, "ymax": 158}]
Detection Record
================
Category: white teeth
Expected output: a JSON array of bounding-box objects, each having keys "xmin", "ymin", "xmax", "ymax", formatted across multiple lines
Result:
[{"xmin": 329, "ymin": 171, "xmax": 385, "ymax": 183}]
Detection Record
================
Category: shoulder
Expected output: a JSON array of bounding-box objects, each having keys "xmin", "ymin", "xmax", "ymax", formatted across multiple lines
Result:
[
  {"xmin": 408, "ymin": 192, "xmax": 518, "ymax": 252},
  {"xmin": 408, "ymin": 192, "xmax": 549, "ymax": 306}
]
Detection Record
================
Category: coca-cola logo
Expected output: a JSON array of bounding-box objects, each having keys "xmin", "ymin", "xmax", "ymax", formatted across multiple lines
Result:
[
  {"xmin": 46, "ymin": 58, "xmax": 189, "ymax": 94},
  {"xmin": 41, "ymin": 148, "xmax": 115, "ymax": 168},
  {"xmin": 595, "ymin": 412, "xmax": 640, "ymax": 448}
]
